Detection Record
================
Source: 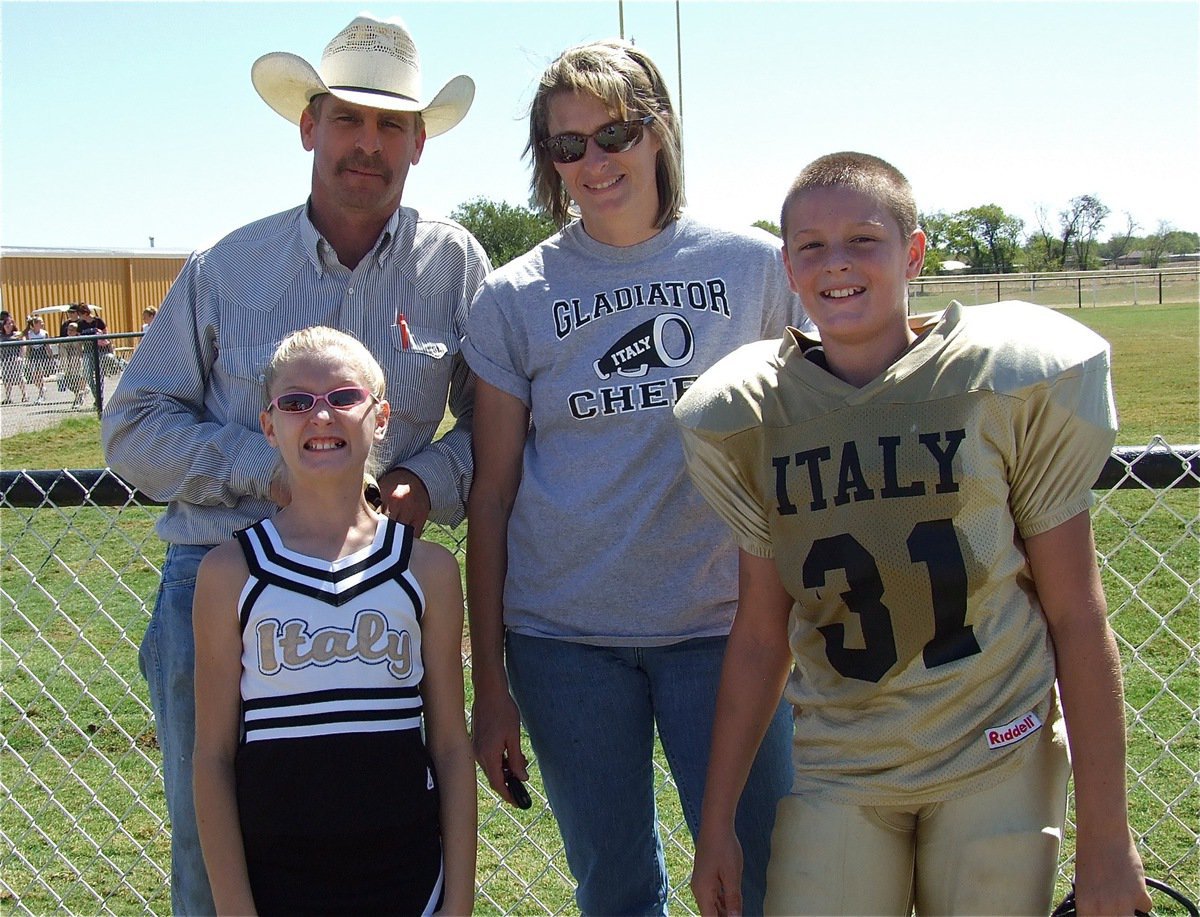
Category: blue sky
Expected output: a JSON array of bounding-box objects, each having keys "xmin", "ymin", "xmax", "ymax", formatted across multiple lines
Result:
[{"xmin": 2, "ymin": 1, "xmax": 1197, "ymax": 251}]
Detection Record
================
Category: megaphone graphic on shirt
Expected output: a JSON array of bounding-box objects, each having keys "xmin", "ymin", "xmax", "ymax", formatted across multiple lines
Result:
[{"xmin": 593, "ymin": 314, "xmax": 695, "ymax": 380}]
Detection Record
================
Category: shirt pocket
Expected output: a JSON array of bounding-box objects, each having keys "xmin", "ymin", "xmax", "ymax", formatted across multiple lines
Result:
[
  {"xmin": 214, "ymin": 342, "xmax": 277, "ymax": 424},
  {"xmin": 386, "ymin": 324, "xmax": 460, "ymax": 425}
]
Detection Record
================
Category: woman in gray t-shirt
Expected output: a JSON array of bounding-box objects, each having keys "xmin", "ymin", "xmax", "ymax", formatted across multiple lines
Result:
[{"xmin": 463, "ymin": 40, "xmax": 808, "ymax": 915}]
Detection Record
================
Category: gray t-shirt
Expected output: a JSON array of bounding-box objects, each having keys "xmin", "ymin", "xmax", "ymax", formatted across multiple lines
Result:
[{"xmin": 462, "ymin": 214, "xmax": 810, "ymax": 644}]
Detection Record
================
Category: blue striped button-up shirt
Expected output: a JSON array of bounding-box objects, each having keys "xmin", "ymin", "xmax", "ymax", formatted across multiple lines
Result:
[{"xmin": 102, "ymin": 203, "xmax": 490, "ymax": 545}]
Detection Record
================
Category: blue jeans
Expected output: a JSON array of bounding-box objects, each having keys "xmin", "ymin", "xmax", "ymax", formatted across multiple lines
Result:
[
  {"xmin": 139, "ymin": 543, "xmax": 217, "ymax": 916},
  {"xmin": 506, "ymin": 632, "xmax": 793, "ymax": 916}
]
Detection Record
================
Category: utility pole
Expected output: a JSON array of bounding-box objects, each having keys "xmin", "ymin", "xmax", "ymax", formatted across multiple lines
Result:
[
  {"xmin": 617, "ymin": 0, "xmax": 681, "ymax": 122},
  {"xmin": 675, "ymin": 0, "xmax": 683, "ymax": 122}
]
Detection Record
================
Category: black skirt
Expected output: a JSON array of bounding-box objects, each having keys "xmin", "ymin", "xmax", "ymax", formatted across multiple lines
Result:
[{"xmin": 235, "ymin": 729, "xmax": 444, "ymax": 915}]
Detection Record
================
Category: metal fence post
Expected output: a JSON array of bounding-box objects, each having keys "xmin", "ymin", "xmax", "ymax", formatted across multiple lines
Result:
[{"xmin": 86, "ymin": 338, "xmax": 103, "ymax": 413}]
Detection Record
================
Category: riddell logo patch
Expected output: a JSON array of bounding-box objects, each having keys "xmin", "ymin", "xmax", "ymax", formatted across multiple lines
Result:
[{"xmin": 985, "ymin": 711, "xmax": 1043, "ymax": 750}]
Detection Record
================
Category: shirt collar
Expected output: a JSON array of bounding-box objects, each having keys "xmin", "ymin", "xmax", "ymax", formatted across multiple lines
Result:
[
  {"xmin": 373, "ymin": 208, "xmax": 401, "ymax": 265},
  {"xmin": 300, "ymin": 202, "xmax": 402, "ymax": 275}
]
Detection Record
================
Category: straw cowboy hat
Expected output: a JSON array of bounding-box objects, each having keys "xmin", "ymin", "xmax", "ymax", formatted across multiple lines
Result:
[{"xmin": 251, "ymin": 15, "xmax": 474, "ymax": 138}]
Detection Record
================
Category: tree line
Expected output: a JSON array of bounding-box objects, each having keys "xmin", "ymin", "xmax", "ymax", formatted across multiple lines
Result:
[
  {"xmin": 453, "ymin": 196, "xmax": 1198, "ymax": 275},
  {"xmin": 920, "ymin": 197, "xmax": 1197, "ymax": 275}
]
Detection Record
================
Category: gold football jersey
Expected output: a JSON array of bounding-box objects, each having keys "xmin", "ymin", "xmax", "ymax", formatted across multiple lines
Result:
[{"xmin": 675, "ymin": 301, "xmax": 1117, "ymax": 805}]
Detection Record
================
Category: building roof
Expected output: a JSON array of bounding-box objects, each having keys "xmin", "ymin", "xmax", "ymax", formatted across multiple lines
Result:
[{"xmin": 1, "ymin": 246, "xmax": 189, "ymax": 259}]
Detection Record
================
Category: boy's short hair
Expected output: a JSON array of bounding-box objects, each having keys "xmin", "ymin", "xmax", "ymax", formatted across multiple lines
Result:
[
  {"xmin": 527, "ymin": 39, "xmax": 684, "ymax": 229},
  {"xmin": 780, "ymin": 152, "xmax": 918, "ymax": 242}
]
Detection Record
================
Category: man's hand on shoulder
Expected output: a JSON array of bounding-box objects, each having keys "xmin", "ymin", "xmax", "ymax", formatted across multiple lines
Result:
[{"xmin": 377, "ymin": 467, "xmax": 431, "ymax": 534}]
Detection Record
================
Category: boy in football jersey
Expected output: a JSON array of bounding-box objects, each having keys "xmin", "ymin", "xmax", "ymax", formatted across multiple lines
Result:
[{"xmin": 675, "ymin": 152, "xmax": 1151, "ymax": 916}]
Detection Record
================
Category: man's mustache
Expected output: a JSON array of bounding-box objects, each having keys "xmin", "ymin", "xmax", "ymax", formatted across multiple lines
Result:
[{"xmin": 336, "ymin": 155, "xmax": 392, "ymax": 181}]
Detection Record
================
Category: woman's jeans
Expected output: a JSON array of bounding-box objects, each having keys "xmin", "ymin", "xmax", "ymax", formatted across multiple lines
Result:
[
  {"xmin": 139, "ymin": 543, "xmax": 217, "ymax": 916},
  {"xmin": 507, "ymin": 631, "xmax": 794, "ymax": 916}
]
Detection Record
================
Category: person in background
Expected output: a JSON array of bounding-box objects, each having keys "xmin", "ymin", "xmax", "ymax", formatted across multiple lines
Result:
[
  {"xmin": 102, "ymin": 15, "xmax": 486, "ymax": 913},
  {"xmin": 1, "ymin": 311, "xmax": 27, "ymax": 404},
  {"xmin": 464, "ymin": 39, "xmax": 808, "ymax": 916},
  {"xmin": 75, "ymin": 302, "xmax": 107, "ymax": 334},
  {"xmin": 74, "ymin": 303, "xmax": 108, "ymax": 406},
  {"xmin": 677, "ymin": 151, "xmax": 1150, "ymax": 916},
  {"xmin": 23, "ymin": 315, "xmax": 54, "ymax": 405},
  {"xmin": 134, "ymin": 306, "xmax": 158, "ymax": 354},
  {"xmin": 60, "ymin": 322, "xmax": 86, "ymax": 408},
  {"xmin": 58, "ymin": 304, "xmax": 82, "ymax": 338}
]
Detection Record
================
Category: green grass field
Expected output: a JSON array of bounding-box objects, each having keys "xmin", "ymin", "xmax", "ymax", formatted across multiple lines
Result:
[
  {"xmin": 2, "ymin": 301, "xmax": 1196, "ymax": 913},
  {"xmin": 1068, "ymin": 302, "xmax": 1198, "ymax": 444}
]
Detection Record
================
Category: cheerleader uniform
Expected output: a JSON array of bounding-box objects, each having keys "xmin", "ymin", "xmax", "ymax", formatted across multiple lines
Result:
[{"xmin": 233, "ymin": 515, "xmax": 443, "ymax": 915}]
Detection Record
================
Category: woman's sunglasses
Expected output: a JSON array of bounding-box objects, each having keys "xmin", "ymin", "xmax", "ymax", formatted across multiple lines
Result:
[
  {"xmin": 541, "ymin": 115, "xmax": 655, "ymax": 164},
  {"xmin": 269, "ymin": 386, "xmax": 377, "ymax": 414}
]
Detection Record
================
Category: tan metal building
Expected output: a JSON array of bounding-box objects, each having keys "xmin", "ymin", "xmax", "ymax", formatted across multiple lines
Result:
[{"xmin": 0, "ymin": 247, "xmax": 188, "ymax": 336}]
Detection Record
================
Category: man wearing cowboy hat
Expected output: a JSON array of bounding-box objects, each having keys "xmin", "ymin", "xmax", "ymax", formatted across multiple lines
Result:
[{"xmin": 102, "ymin": 15, "xmax": 488, "ymax": 914}]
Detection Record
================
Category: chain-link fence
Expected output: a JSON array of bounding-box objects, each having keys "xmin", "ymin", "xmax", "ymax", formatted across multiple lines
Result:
[{"xmin": 3, "ymin": 441, "xmax": 1197, "ymax": 915}]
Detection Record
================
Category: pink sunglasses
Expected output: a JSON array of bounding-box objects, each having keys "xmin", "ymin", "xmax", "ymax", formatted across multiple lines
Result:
[{"xmin": 269, "ymin": 386, "xmax": 377, "ymax": 414}]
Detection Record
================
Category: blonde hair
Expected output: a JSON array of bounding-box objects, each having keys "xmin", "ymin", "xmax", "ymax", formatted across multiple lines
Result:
[
  {"xmin": 528, "ymin": 40, "xmax": 684, "ymax": 229},
  {"xmin": 781, "ymin": 152, "xmax": 918, "ymax": 242},
  {"xmin": 263, "ymin": 326, "xmax": 385, "ymax": 403}
]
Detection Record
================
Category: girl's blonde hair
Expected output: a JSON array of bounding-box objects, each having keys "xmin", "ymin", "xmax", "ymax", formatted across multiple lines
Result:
[{"xmin": 263, "ymin": 326, "xmax": 386, "ymax": 403}]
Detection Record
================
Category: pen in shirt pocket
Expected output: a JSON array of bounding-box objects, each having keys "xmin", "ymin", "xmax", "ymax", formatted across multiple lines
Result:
[{"xmin": 396, "ymin": 310, "xmax": 411, "ymax": 349}]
